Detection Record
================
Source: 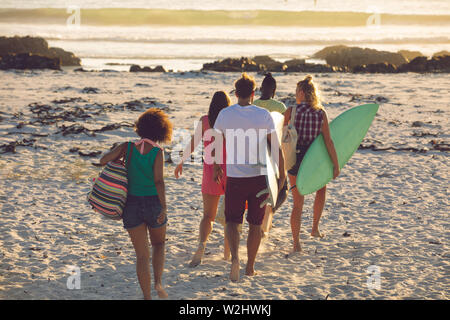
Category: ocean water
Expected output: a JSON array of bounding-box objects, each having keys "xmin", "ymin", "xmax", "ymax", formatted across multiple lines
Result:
[
  {"xmin": 1, "ymin": 0, "xmax": 449, "ymax": 71},
  {"xmin": 2, "ymin": 0, "xmax": 450, "ymax": 14}
]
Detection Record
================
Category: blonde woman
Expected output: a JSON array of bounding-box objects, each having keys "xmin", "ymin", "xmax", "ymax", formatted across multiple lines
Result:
[{"xmin": 283, "ymin": 75, "xmax": 340, "ymax": 253}]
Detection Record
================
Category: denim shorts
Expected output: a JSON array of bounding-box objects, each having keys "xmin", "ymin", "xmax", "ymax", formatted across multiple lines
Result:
[
  {"xmin": 287, "ymin": 144, "xmax": 312, "ymax": 176},
  {"xmin": 122, "ymin": 194, "xmax": 167, "ymax": 230}
]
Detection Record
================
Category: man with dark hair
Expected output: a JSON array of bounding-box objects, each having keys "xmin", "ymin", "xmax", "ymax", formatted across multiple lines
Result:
[
  {"xmin": 213, "ymin": 73, "xmax": 286, "ymax": 282},
  {"xmin": 254, "ymin": 73, "xmax": 288, "ymax": 237},
  {"xmin": 254, "ymin": 73, "xmax": 287, "ymax": 114}
]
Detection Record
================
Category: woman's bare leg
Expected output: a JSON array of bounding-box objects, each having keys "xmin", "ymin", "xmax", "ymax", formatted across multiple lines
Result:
[
  {"xmin": 127, "ymin": 224, "xmax": 151, "ymax": 300},
  {"xmin": 149, "ymin": 224, "xmax": 168, "ymax": 299},
  {"xmin": 311, "ymin": 186, "xmax": 326, "ymax": 238},
  {"xmin": 189, "ymin": 194, "xmax": 221, "ymax": 267},
  {"xmin": 289, "ymin": 174, "xmax": 304, "ymax": 252}
]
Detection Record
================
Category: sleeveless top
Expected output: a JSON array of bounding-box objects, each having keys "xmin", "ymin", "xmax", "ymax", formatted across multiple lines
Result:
[
  {"xmin": 126, "ymin": 142, "xmax": 160, "ymax": 196},
  {"xmin": 293, "ymin": 102, "xmax": 324, "ymax": 147}
]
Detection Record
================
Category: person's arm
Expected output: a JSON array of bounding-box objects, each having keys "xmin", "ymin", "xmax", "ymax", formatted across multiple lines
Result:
[
  {"xmin": 99, "ymin": 142, "xmax": 127, "ymax": 166},
  {"xmin": 213, "ymin": 133, "xmax": 225, "ymax": 184},
  {"xmin": 283, "ymin": 107, "xmax": 292, "ymax": 126},
  {"xmin": 154, "ymin": 149, "xmax": 167, "ymax": 224},
  {"xmin": 212, "ymin": 112, "xmax": 226, "ymax": 184},
  {"xmin": 322, "ymin": 112, "xmax": 340, "ymax": 179},
  {"xmin": 174, "ymin": 117, "xmax": 203, "ymax": 178}
]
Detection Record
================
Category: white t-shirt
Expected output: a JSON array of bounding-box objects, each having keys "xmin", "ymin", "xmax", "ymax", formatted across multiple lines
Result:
[{"xmin": 214, "ymin": 103, "xmax": 276, "ymax": 178}]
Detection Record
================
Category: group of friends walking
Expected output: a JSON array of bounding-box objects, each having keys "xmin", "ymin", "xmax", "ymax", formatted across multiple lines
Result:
[{"xmin": 99, "ymin": 73, "xmax": 340, "ymax": 299}]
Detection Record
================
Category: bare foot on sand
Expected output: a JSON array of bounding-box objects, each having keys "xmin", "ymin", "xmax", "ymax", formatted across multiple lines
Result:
[
  {"xmin": 155, "ymin": 283, "xmax": 168, "ymax": 299},
  {"xmin": 245, "ymin": 266, "xmax": 258, "ymax": 277},
  {"xmin": 293, "ymin": 241, "xmax": 302, "ymax": 252},
  {"xmin": 286, "ymin": 246, "xmax": 302, "ymax": 258},
  {"xmin": 230, "ymin": 259, "xmax": 240, "ymax": 282},
  {"xmin": 189, "ymin": 243, "xmax": 206, "ymax": 268},
  {"xmin": 311, "ymin": 229, "xmax": 325, "ymax": 238}
]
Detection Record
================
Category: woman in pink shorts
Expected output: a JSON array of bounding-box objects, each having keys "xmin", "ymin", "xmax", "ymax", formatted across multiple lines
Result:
[{"xmin": 174, "ymin": 91, "xmax": 230, "ymax": 267}]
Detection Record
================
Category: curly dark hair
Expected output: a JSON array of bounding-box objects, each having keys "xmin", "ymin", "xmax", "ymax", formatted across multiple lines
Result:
[
  {"xmin": 235, "ymin": 72, "xmax": 256, "ymax": 99},
  {"xmin": 134, "ymin": 108, "xmax": 173, "ymax": 143}
]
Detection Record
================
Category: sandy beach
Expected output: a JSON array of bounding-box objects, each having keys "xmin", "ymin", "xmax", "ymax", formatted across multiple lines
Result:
[{"xmin": 0, "ymin": 69, "xmax": 448, "ymax": 300}]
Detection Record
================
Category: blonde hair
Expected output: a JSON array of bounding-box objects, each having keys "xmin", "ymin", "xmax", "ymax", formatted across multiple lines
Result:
[{"xmin": 297, "ymin": 75, "xmax": 323, "ymax": 110}]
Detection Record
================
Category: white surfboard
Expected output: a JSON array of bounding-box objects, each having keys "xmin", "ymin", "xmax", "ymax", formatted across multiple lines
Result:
[{"xmin": 265, "ymin": 112, "xmax": 285, "ymax": 207}]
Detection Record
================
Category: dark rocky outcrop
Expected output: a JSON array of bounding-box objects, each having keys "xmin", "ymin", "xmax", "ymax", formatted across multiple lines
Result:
[
  {"xmin": 201, "ymin": 47, "xmax": 448, "ymax": 74},
  {"xmin": 253, "ymin": 55, "xmax": 286, "ymax": 72},
  {"xmin": 202, "ymin": 57, "xmax": 264, "ymax": 72},
  {"xmin": 47, "ymin": 47, "xmax": 80, "ymax": 66},
  {"xmin": 0, "ymin": 53, "xmax": 61, "ymax": 70},
  {"xmin": 202, "ymin": 56, "xmax": 341, "ymax": 73},
  {"xmin": 0, "ymin": 36, "xmax": 48, "ymax": 55},
  {"xmin": 319, "ymin": 46, "xmax": 407, "ymax": 70},
  {"xmin": 398, "ymin": 56, "xmax": 428, "ymax": 72},
  {"xmin": 398, "ymin": 50, "xmax": 424, "ymax": 62},
  {"xmin": 433, "ymin": 50, "xmax": 450, "ymax": 58},
  {"xmin": 284, "ymin": 60, "xmax": 341, "ymax": 73},
  {"xmin": 313, "ymin": 45, "xmax": 449, "ymax": 73},
  {"xmin": 0, "ymin": 36, "xmax": 81, "ymax": 66},
  {"xmin": 397, "ymin": 55, "xmax": 450, "ymax": 73},
  {"xmin": 130, "ymin": 64, "xmax": 167, "ymax": 72},
  {"xmin": 312, "ymin": 45, "xmax": 348, "ymax": 60},
  {"xmin": 353, "ymin": 62, "xmax": 397, "ymax": 73},
  {"xmin": 284, "ymin": 58, "xmax": 306, "ymax": 68}
]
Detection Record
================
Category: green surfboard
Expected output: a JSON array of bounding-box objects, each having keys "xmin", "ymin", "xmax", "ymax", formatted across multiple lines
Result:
[{"xmin": 296, "ymin": 103, "xmax": 379, "ymax": 195}]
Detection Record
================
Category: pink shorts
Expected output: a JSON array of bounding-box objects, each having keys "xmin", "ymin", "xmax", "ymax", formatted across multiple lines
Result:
[{"xmin": 201, "ymin": 163, "xmax": 226, "ymax": 195}]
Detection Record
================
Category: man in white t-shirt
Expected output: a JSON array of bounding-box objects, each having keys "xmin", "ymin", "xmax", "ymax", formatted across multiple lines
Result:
[{"xmin": 213, "ymin": 73, "xmax": 286, "ymax": 282}]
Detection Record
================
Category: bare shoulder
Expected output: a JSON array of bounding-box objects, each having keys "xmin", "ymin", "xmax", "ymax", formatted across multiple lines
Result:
[
  {"xmin": 117, "ymin": 141, "xmax": 129, "ymax": 153},
  {"xmin": 153, "ymin": 148, "xmax": 164, "ymax": 168},
  {"xmin": 155, "ymin": 147, "xmax": 164, "ymax": 158}
]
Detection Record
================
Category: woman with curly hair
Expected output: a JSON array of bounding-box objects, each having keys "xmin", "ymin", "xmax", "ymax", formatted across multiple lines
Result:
[{"xmin": 100, "ymin": 107, "xmax": 172, "ymax": 300}]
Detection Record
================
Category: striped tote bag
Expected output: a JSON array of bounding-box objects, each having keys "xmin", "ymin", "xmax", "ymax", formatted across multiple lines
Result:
[{"xmin": 87, "ymin": 142, "xmax": 133, "ymax": 220}]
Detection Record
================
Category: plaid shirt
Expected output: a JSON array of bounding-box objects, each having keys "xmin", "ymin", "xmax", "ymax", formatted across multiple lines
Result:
[{"xmin": 293, "ymin": 102, "xmax": 324, "ymax": 146}]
